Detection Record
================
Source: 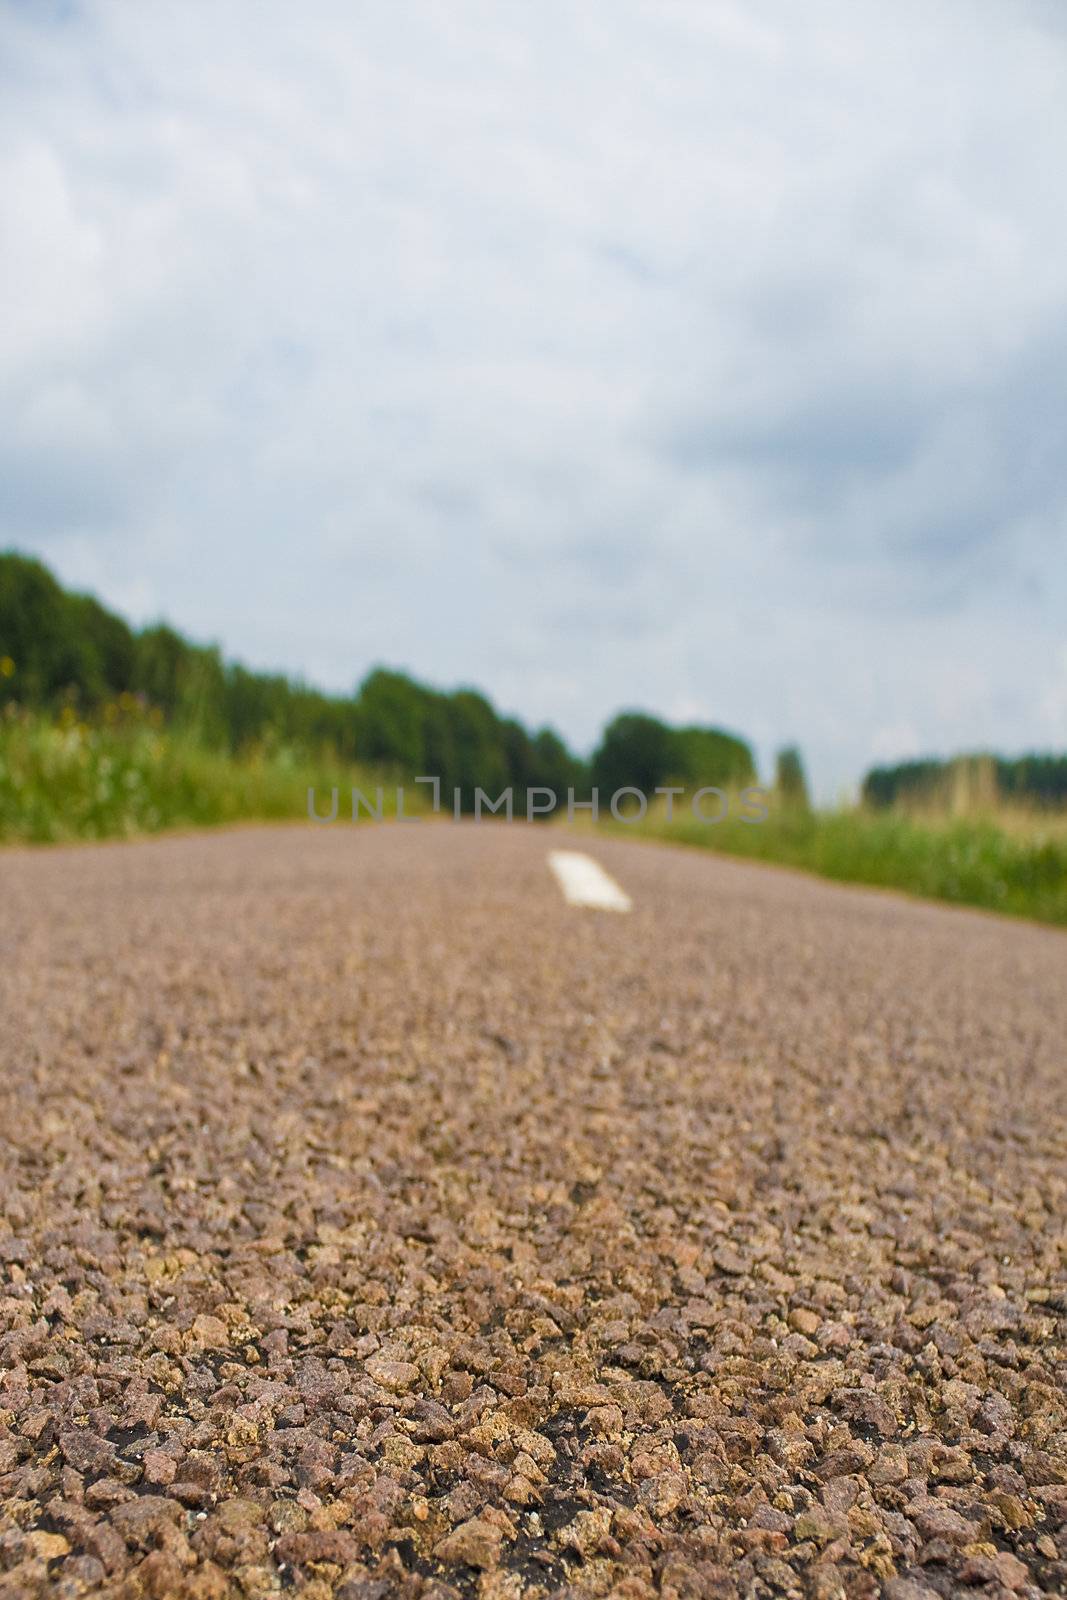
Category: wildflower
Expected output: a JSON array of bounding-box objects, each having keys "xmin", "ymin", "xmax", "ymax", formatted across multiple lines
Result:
[{"xmin": 0, "ymin": 656, "xmax": 14, "ymax": 679}]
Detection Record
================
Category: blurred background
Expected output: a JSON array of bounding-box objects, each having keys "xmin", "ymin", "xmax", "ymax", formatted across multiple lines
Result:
[{"xmin": 2, "ymin": 0, "xmax": 1066, "ymax": 918}]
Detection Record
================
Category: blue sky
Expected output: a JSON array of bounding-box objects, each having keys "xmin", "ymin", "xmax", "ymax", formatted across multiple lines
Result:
[{"xmin": 2, "ymin": 0, "xmax": 1066, "ymax": 798}]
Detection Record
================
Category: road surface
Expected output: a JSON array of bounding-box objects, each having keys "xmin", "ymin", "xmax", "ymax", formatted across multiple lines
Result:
[{"xmin": 0, "ymin": 823, "xmax": 1065, "ymax": 1599}]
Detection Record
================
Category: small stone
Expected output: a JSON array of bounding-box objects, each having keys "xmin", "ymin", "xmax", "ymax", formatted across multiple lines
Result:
[
  {"xmin": 59, "ymin": 1429, "xmax": 113, "ymax": 1476},
  {"xmin": 216, "ymin": 1498, "xmax": 266, "ymax": 1533},
  {"xmin": 959, "ymin": 1555, "xmax": 998, "ymax": 1584},
  {"xmin": 275, "ymin": 1530, "xmax": 359, "ymax": 1567},
  {"xmin": 409, "ymin": 1399, "xmax": 454, "ymax": 1441},
  {"xmin": 788, "ymin": 1308, "xmax": 820, "ymax": 1336},
  {"xmin": 561, "ymin": 1507, "xmax": 613, "ymax": 1557},
  {"xmin": 992, "ymin": 1551, "xmax": 1030, "ymax": 1591},
  {"xmin": 585, "ymin": 1404, "xmax": 624, "ymax": 1436},
  {"xmin": 62, "ymin": 1556, "xmax": 107, "ymax": 1587},
  {"xmin": 750, "ymin": 1505, "xmax": 792, "ymax": 1535},
  {"xmin": 142, "ymin": 1448, "xmax": 176, "ymax": 1485},
  {"xmin": 85, "ymin": 1477, "xmax": 135, "ymax": 1510},
  {"xmin": 270, "ymin": 1501, "xmax": 308, "ymax": 1535},
  {"xmin": 25, "ymin": 1531, "xmax": 70, "ymax": 1561},
  {"xmin": 21, "ymin": 1408, "xmax": 53, "ymax": 1441},
  {"xmin": 638, "ymin": 1472, "xmax": 686, "ymax": 1518},
  {"xmin": 884, "ymin": 1581, "xmax": 941, "ymax": 1600},
  {"xmin": 435, "ymin": 1517, "xmax": 504, "ymax": 1569},
  {"xmin": 365, "ymin": 1356, "xmax": 420, "ymax": 1392},
  {"xmin": 988, "ymin": 1491, "xmax": 1032, "ymax": 1530},
  {"xmin": 503, "ymin": 1473, "xmax": 540, "ymax": 1506},
  {"xmin": 869, "ymin": 1444, "xmax": 909, "ymax": 1485},
  {"xmin": 225, "ymin": 1417, "xmax": 260, "ymax": 1454},
  {"xmin": 111, "ymin": 1494, "xmax": 185, "ymax": 1544},
  {"xmin": 794, "ymin": 1508, "xmax": 835, "ymax": 1544},
  {"xmin": 381, "ymin": 1434, "xmax": 423, "ymax": 1468},
  {"xmin": 910, "ymin": 1499, "xmax": 975, "ymax": 1545},
  {"xmin": 714, "ymin": 1247, "xmax": 746, "ymax": 1275},
  {"xmin": 189, "ymin": 1314, "xmax": 229, "ymax": 1349}
]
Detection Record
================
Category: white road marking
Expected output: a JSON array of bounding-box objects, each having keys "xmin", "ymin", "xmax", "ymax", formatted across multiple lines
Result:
[{"xmin": 547, "ymin": 850, "xmax": 632, "ymax": 912}]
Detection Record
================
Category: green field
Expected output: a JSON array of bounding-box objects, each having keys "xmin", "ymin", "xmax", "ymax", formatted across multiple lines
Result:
[
  {"xmin": 0, "ymin": 702, "xmax": 398, "ymax": 844},
  {"xmin": 4, "ymin": 705, "xmax": 1067, "ymax": 929},
  {"xmin": 601, "ymin": 800, "xmax": 1067, "ymax": 927}
]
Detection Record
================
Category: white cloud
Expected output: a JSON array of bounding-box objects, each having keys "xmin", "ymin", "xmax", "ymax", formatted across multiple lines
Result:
[{"xmin": 2, "ymin": 0, "xmax": 1066, "ymax": 797}]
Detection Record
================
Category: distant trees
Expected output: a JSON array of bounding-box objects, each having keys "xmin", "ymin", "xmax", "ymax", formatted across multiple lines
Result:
[
  {"xmin": 0, "ymin": 551, "xmax": 588, "ymax": 809},
  {"xmin": 0, "ymin": 550, "xmax": 770, "ymax": 812},
  {"xmin": 775, "ymin": 746, "xmax": 811, "ymax": 811},
  {"xmin": 591, "ymin": 711, "xmax": 755, "ymax": 797},
  {"xmin": 861, "ymin": 759, "xmax": 943, "ymax": 810},
  {"xmin": 67, "ymin": 591, "xmax": 137, "ymax": 699},
  {"xmin": 672, "ymin": 725, "xmax": 757, "ymax": 790},
  {"xmin": 863, "ymin": 753, "xmax": 1067, "ymax": 811},
  {"xmin": 354, "ymin": 669, "xmax": 582, "ymax": 808},
  {"xmin": 0, "ymin": 554, "xmax": 132, "ymax": 705},
  {"xmin": 998, "ymin": 753, "xmax": 1067, "ymax": 806},
  {"xmin": 592, "ymin": 713, "xmax": 675, "ymax": 796},
  {"xmin": 358, "ymin": 668, "xmax": 430, "ymax": 772}
]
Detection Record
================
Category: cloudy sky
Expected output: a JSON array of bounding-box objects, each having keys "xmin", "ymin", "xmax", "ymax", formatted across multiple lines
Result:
[{"xmin": 3, "ymin": 0, "xmax": 1066, "ymax": 797}]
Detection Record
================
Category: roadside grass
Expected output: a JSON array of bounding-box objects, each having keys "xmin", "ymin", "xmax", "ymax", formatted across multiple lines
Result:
[
  {"xmin": 0, "ymin": 703, "xmax": 398, "ymax": 843},
  {"xmin": 599, "ymin": 798, "xmax": 1067, "ymax": 927},
  {"xmin": 5, "ymin": 704, "xmax": 1067, "ymax": 930}
]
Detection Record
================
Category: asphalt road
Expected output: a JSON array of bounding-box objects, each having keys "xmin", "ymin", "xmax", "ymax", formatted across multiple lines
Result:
[{"xmin": 1, "ymin": 823, "xmax": 1065, "ymax": 1599}]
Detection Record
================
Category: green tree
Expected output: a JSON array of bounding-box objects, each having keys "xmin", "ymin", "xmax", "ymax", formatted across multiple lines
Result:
[
  {"xmin": 669, "ymin": 725, "xmax": 755, "ymax": 788},
  {"xmin": 1, "ymin": 550, "xmax": 780, "ymax": 816},
  {"xmin": 356, "ymin": 668, "xmax": 428, "ymax": 772},
  {"xmin": 66, "ymin": 594, "xmax": 136, "ymax": 702},
  {"xmin": 132, "ymin": 625, "xmax": 191, "ymax": 716},
  {"xmin": 775, "ymin": 746, "xmax": 811, "ymax": 811},
  {"xmin": 0, "ymin": 553, "xmax": 105, "ymax": 705},
  {"xmin": 593, "ymin": 712, "xmax": 756, "ymax": 797},
  {"xmin": 592, "ymin": 712, "xmax": 675, "ymax": 796}
]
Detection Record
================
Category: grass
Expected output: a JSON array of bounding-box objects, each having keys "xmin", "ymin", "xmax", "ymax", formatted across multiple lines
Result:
[
  {"xmin": 0, "ymin": 702, "xmax": 401, "ymax": 844},
  {"xmin": 4, "ymin": 705, "xmax": 1067, "ymax": 929},
  {"xmin": 600, "ymin": 798, "xmax": 1067, "ymax": 927}
]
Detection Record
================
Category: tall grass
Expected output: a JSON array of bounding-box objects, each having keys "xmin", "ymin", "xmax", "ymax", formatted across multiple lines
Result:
[
  {"xmin": 601, "ymin": 796, "xmax": 1067, "ymax": 927},
  {"xmin": 5, "ymin": 704, "xmax": 1067, "ymax": 929},
  {"xmin": 0, "ymin": 701, "xmax": 395, "ymax": 844}
]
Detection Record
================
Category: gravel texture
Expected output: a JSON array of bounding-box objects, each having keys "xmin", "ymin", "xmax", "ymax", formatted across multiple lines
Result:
[{"xmin": 0, "ymin": 822, "xmax": 1065, "ymax": 1600}]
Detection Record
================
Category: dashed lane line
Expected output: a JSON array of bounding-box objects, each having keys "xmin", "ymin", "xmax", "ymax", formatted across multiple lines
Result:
[{"xmin": 547, "ymin": 849, "xmax": 632, "ymax": 912}]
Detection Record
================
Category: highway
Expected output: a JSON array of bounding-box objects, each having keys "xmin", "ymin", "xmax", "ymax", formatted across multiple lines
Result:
[{"xmin": 1, "ymin": 823, "xmax": 1065, "ymax": 1597}]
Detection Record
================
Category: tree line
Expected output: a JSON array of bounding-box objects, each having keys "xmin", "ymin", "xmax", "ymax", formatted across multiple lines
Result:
[
  {"xmin": 862, "ymin": 753, "xmax": 1067, "ymax": 810},
  {"xmin": 0, "ymin": 551, "xmax": 760, "ymax": 808}
]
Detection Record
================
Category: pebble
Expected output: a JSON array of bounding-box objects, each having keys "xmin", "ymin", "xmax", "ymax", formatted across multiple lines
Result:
[{"xmin": 0, "ymin": 827, "xmax": 1064, "ymax": 1596}]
